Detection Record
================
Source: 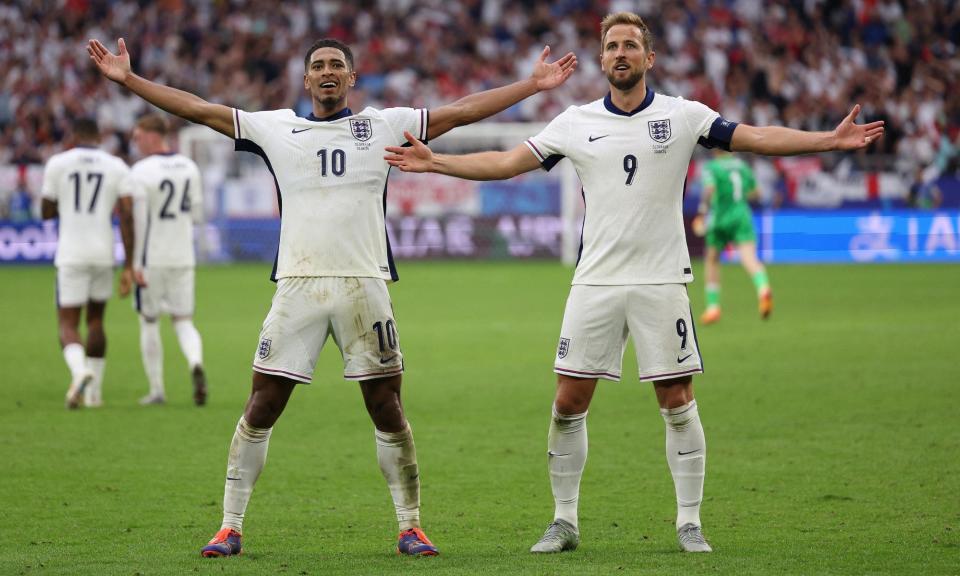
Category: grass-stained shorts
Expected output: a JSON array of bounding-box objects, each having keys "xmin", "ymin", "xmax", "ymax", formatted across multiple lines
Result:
[{"xmin": 252, "ymin": 277, "xmax": 403, "ymax": 383}]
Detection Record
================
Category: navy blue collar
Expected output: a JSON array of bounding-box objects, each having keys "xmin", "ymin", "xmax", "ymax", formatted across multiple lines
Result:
[
  {"xmin": 306, "ymin": 108, "xmax": 353, "ymax": 122},
  {"xmin": 603, "ymin": 88, "xmax": 655, "ymax": 116}
]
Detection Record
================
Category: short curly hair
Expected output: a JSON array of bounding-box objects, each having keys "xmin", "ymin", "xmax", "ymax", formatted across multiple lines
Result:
[{"xmin": 303, "ymin": 39, "xmax": 354, "ymax": 71}]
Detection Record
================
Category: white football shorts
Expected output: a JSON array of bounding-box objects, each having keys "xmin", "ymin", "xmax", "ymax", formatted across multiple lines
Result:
[
  {"xmin": 135, "ymin": 266, "xmax": 195, "ymax": 318},
  {"xmin": 252, "ymin": 276, "xmax": 404, "ymax": 383},
  {"xmin": 554, "ymin": 283, "xmax": 703, "ymax": 382},
  {"xmin": 56, "ymin": 265, "xmax": 113, "ymax": 307}
]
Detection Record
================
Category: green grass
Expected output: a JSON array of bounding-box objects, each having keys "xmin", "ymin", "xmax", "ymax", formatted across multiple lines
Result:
[{"xmin": 1, "ymin": 261, "xmax": 958, "ymax": 575}]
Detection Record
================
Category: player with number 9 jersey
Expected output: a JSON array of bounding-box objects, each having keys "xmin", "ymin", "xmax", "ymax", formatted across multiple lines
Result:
[{"xmin": 384, "ymin": 11, "xmax": 884, "ymax": 555}]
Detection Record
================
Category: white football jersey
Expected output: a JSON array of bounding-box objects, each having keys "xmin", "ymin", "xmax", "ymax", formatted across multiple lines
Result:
[
  {"xmin": 526, "ymin": 89, "xmax": 737, "ymax": 285},
  {"xmin": 232, "ymin": 106, "xmax": 428, "ymax": 281},
  {"xmin": 130, "ymin": 153, "xmax": 202, "ymax": 268},
  {"xmin": 41, "ymin": 146, "xmax": 132, "ymax": 267}
]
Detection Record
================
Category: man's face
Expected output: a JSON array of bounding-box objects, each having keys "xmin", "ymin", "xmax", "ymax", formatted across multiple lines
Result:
[
  {"xmin": 131, "ymin": 127, "xmax": 157, "ymax": 157},
  {"xmin": 600, "ymin": 24, "xmax": 655, "ymax": 91},
  {"xmin": 304, "ymin": 47, "xmax": 356, "ymax": 109}
]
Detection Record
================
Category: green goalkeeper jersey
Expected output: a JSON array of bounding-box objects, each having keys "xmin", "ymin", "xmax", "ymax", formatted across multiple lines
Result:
[{"xmin": 701, "ymin": 155, "xmax": 756, "ymax": 215}]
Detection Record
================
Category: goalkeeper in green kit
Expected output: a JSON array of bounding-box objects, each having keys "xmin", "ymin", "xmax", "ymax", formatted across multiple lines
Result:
[{"xmin": 693, "ymin": 151, "xmax": 772, "ymax": 325}]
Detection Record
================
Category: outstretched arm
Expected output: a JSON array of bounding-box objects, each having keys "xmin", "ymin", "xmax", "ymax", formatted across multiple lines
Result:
[
  {"xmin": 88, "ymin": 38, "xmax": 234, "ymax": 137},
  {"xmin": 731, "ymin": 105, "xmax": 884, "ymax": 155},
  {"xmin": 386, "ymin": 131, "xmax": 541, "ymax": 180},
  {"xmin": 426, "ymin": 46, "xmax": 576, "ymax": 140}
]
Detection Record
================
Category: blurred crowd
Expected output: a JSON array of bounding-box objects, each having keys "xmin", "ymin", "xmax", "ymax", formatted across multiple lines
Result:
[{"xmin": 1, "ymin": 0, "xmax": 958, "ymax": 178}]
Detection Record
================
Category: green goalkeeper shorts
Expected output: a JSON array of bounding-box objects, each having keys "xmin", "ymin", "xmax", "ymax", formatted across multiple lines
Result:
[{"xmin": 705, "ymin": 206, "xmax": 756, "ymax": 249}]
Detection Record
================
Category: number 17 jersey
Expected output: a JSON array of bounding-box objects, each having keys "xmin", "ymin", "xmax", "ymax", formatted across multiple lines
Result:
[{"xmin": 41, "ymin": 146, "xmax": 132, "ymax": 267}]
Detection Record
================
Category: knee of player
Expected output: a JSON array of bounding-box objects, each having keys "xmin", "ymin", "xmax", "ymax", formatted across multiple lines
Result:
[
  {"xmin": 366, "ymin": 395, "xmax": 405, "ymax": 425},
  {"xmin": 553, "ymin": 396, "xmax": 590, "ymax": 417},
  {"xmin": 243, "ymin": 400, "xmax": 283, "ymax": 429}
]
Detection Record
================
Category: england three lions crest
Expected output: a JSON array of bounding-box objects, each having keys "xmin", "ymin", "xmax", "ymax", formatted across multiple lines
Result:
[
  {"xmin": 557, "ymin": 337, "xmax": 570, "ymax": 359},
  {"xmin": 258, "ymin": 338, "xmax": 272, "ymax": 360},
  {"xmin": 350, "ymin": 118, "xmax": 372, "ymax": 141},
  {"xmin": 648, "ymin": 119, "xmax": 671, "ymax": 143}
]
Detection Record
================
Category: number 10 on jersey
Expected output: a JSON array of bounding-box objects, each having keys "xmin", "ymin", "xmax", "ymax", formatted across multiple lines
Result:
[{"xmin": 317, "ymin": 148, "xmax": 345, "ymax": 177}]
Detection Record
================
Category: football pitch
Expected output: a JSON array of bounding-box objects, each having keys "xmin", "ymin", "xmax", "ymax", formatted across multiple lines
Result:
[{"xmin": 1, "ymin": 261, "xmax": 957, "ymax": 575}]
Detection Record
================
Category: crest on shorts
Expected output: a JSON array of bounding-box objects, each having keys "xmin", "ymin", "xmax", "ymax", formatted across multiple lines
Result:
[
  {"xmin": 350, "ymin": 118, "xmax": 372, "ymax": 141},
  {"xmin": 648, "ymin": 119, "xmax": 671, "ymax": 143},
  {"xmin": 557, "ymin": 337, "xmax": 570, "ymax": 359},
  {"xmin": 258, "ymin": 338, "xmax": 272, "ymax": 360}
]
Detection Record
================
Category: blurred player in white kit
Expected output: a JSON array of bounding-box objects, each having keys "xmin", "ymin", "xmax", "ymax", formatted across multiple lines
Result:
[
  {"xmin": 129, "ymin": 113, "xmax": 207, "ymax": 406},
  {"xmin": 41, "ymin": 117, "xmax": 137, "ymax": 409}
]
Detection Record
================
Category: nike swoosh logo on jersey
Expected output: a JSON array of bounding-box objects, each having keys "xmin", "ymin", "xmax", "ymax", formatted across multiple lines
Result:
[
  {"xmin": 677, "ymin": 353, "xmax": 693, "ymax": 363},
  {"xmin": 678, "ymin": 449, "xmax": 701, "ymax": 456},
  {"xmin": 588, "ymin": 134, "xmax": 609, "ymax": 142},
  {"xmin": 291, "ymin": 128, "xmax": 312, "ymax": 134}
]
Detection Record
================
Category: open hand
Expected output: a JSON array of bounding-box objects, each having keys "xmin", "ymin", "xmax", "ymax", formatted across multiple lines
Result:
[
  {"xmin": 833, "ymin": 105, "xmax": 885, "ymax": 150},
  {"xmin": 384, "ymin": 131, "xmax": 435, "ymax": 173},
  {"xmin": 87, "ymin": 38, "xmax": 132, "ymax": 84},
  {"xmin": 118, "ymin": 267, "xmax": 146, "ymax": 298},
  {"xmin": 119, "ymin": 267, "xmax": 134, "ymax": 298},
  {"xmin": 530, "ymin": 45, "xmax": 577, "ymax": 91}
]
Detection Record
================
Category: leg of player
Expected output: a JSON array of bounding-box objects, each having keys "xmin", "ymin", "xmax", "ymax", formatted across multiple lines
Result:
[
  {"xmin": 201, "ymin": 372, "xmax": 295, "ymax": 558},
  {"xmin": 701, "ymin": 246, "xmax": 722, "ymax": 325},
  {"xmin": 359, "ymin": 375, "xmax": 438, "ymax": 557},
  {"xmin": 172, "ymin": 315, "xmax": 207, "ymax": 406},
  {"xmin": 59, "ymin": 306, "xmax": 92, "ymax": 410},
  {"xmin": 138, "ymin": 315, "xmax": 165, "ymax": 405},
  {"xmin": 531, "ymin": 375, "xmax": 596, "ymax": 554},
  {"xmin": 83, "ymin": 300, "xmax": 108, "ymax": 408},
  {"xmin": 738, "ymin": 241, "xmax": 772, "ymax": 319},
  {"xmin": 653, "ymin": 376, "xmax": 711, "ymax": 553}
]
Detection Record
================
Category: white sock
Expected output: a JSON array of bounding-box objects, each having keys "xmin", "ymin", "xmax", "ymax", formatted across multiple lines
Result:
[
  {"xmin": 375, "ymin": 424, "xmax": 420, "ymax": 531},
  {"xmin": 548, "ymin": 406, "xmax": 588, "ymax": 528},
  {"xmin": 139, "ymin": 317, "xmax": 164, "ymax": 397},
  {"xmin": 662, "ymin": 400, "xmax": 706, "ymax": 529},
  {"xmin": 173, "ymin": 319, "xmax": 203, "ymax": 370},
  {"xmin": 222, "ymin": 417, "xmax": 272, "ymax": 533},
  {"xmin": 63, "ymin": 343, "xmax": 87, "ymax": 380},
  {"xmin": 85, "ymin": 357, "xmax": 105, "ymax": 405}
]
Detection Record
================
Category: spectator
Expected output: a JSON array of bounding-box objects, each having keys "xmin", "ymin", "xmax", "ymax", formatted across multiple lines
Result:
[{"xmin": 1, "ymin": 0, "xmax": 956, "ymax": 172}]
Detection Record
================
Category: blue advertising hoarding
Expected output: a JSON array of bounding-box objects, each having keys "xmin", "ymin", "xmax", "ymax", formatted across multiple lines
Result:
[
  {"xmin": 753, "ymin": 210, "xmax": 960, "ymax": 263},
  {"xmin": 2, "ymin": 210, "xmax": 959, "ymax": 264}
]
